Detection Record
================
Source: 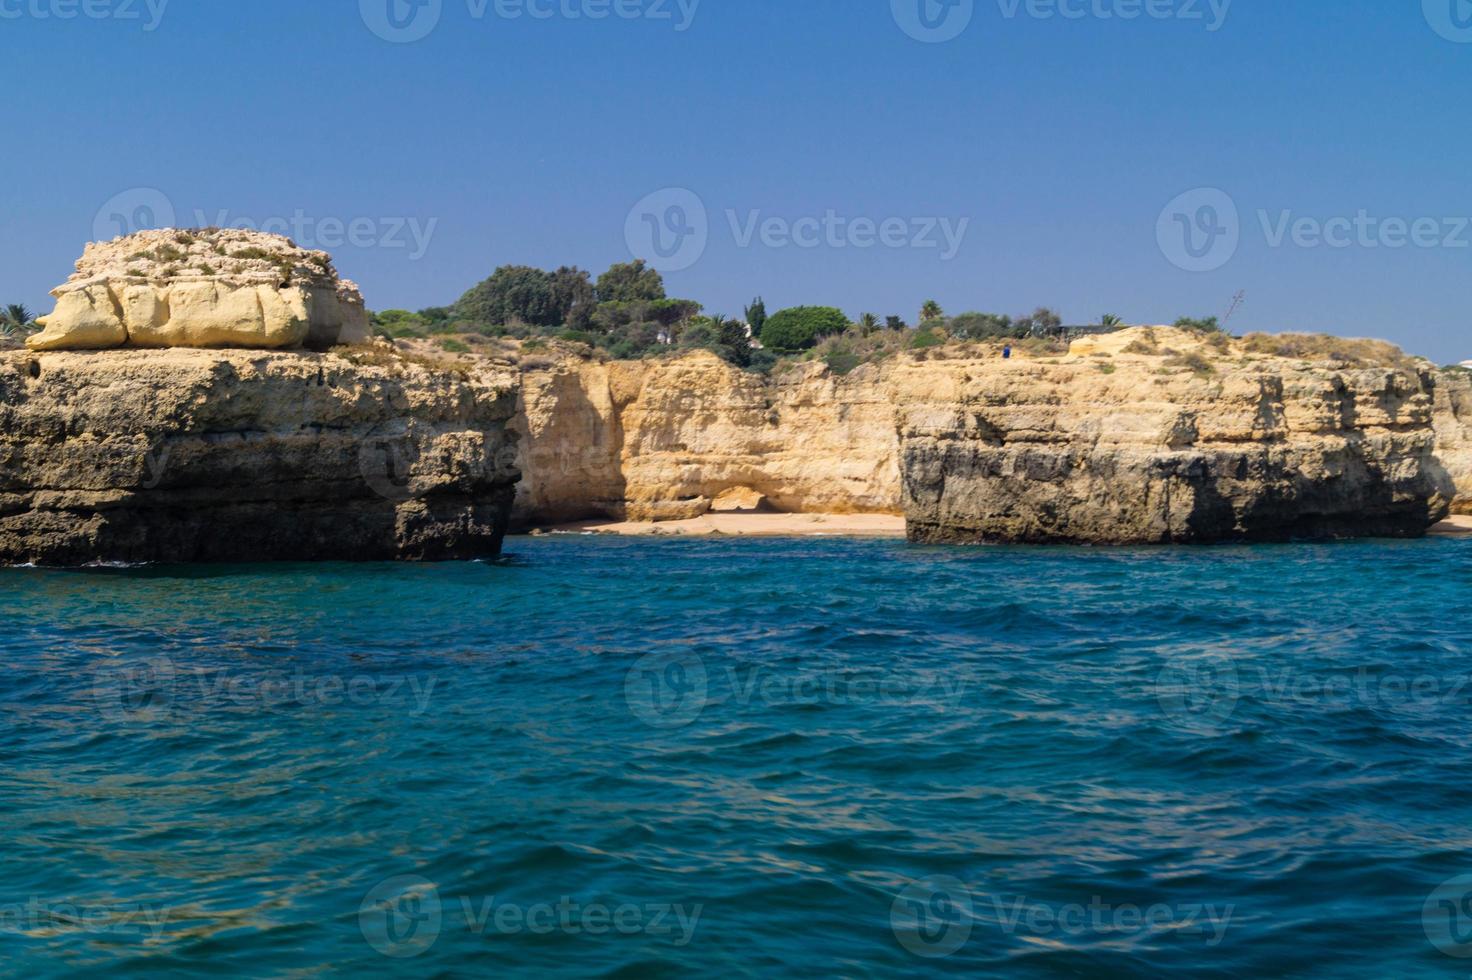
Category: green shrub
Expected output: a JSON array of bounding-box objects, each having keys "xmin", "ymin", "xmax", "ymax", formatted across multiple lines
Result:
[
  {"xmin": 439, "ymin": 338, "xmax": 471, "ymax": 354},
  {"xmin": 745, "ymin": 349, "xmax": 779, "ymax": 374},
  {"xmin": 1174, "ymin": 316, "xmax": 1224, "ymax": 333},
  {"xmin": 759, "ymin": 306, "xmax": 849, "ymax": 352},
  {"xmin": 909, "ymin": 327, "xmax": 945, "ymax": 350},
  {"xmin": 947, "ymin": 312, "xmax": 1022, "ymax": 340},
  {"xmin": 823, "ymin": 348, "xmax": 862, "ymax": 375}
]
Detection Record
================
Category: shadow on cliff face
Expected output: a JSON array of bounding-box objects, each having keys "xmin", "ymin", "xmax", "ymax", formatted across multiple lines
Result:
[
  {"xmin": 510, "ymin": 368, "xmax": 628, "ymax": 530},
  {"xmin": 1182, "ymin": 442, "xmax": 1454, "ymax": 542},
  {"xmin": 1422, "ymin": 452, "xmax": 1459, "ymax": 527},
  {"xmin": 0, "ymin": 351, "xmax": 522, "ymax": 566}
]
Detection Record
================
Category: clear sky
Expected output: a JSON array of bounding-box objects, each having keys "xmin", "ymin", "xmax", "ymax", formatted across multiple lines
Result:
[{"xmin": 4, "ymin": 0, "xmax": 1470, "ymax": 361}]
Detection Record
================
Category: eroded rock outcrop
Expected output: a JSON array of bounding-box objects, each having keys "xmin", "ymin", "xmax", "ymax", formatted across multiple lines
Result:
[
  {"xmin": 1433, "ymin": 368, "xmax": 1472, "ymax": 514},
  {"xmin": 512, "ymin": 329, "xmax": 1453, "ymax": 543},
  {"xmin": 0, "ymin": 348, "xmax": 520, "ymax": 564},
  {"xmin": 25, "ymin": 229, "xmax": 370, "ymax": 352},
  {"xmin": 899, "ymin": 330, "xmax": 1452, "ymax": 543}
]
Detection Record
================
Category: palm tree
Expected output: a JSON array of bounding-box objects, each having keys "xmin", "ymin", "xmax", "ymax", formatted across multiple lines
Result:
[
  {"xmin": 4, "ymin": 304, "xmax": 35, "ymax": 331},
  {"xmin": 920, "ymin": 300, "xmax": 943, "ymax": 324},
  {"xmin": 1, "ymin": 304, "xmax": 36, "ymax": 343},
  {"xmin": 858, "ymin": 313, "xmax": 880, "ymax": 334},
  {"xmin": 1100, "ymin": 314, "xmax": 1123, "ymax": 329}
]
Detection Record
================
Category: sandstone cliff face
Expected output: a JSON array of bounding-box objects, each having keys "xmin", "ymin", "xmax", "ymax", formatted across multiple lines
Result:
[
  {"xmin": 26, "ymin": 229, "xmax": 370, "ymax": 352},
  {"xmin": 897, "ymin": 337, "xmax": 1451, "ymax": 544},
  {"xmin": 512, "ymin": 329, "xmax": 1452, "ymax": 543},
  {"xmin": 0, "ymin": 348, "xmax": 520, "ymax": 565},
  {"xmin": 1433, "ymin": 368, "xmax": 1472, "ymax": 514},
  {"xmin": 512, "ymin": 351, "xmax": 901, "ymax": 524}
]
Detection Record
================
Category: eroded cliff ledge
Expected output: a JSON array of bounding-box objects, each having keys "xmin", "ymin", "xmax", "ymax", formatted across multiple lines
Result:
[
  {"xmin": 0, "ymin": 348, "xmax": 520, "ymax": 565},
  {"xmin": 512, "ymin": 328, "xmax": 1456, "ymax": 543}
]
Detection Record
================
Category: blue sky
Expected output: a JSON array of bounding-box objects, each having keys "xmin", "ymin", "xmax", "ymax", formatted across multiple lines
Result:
[{"xmin": 4, "ymin": 0, "xmax": 1471, "ymax": 360}]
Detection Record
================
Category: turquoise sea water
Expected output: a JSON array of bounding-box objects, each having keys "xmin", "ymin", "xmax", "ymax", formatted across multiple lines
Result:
[{"xmin": 4, "ymin": 536, "xmax": 1472, "ymax": 977}]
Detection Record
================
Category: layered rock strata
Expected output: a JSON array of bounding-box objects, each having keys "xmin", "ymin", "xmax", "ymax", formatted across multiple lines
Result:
[
  {"xmin": 512, "ymin": 351, "xmax": 902, "ymax": 524},
  {"xmin": 1432, "ymin": 368, "xmax": 1472, "ymax": 514},
  {"xmin": 898, "ymin": 343, "xmax": 1451, "ymax": 544},
  {"xmin": 0, "ymin": 348, "xmax": 520, "ymax": 565},
  {"xmin": 512, "ymin": 329, "xmax": 1453, "ymax": 543}
]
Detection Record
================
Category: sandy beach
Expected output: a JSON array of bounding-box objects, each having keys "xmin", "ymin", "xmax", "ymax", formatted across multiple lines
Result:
[
  {"xmin": 1430, "ymin": 515, "xmax": 1472, "ymax": 536},
  {"xmin": 537, "ymin": 512, "xmax": 908, "ymax": 538},
  {"xmin": 540, "ymin": 512, "xmax": 1472, "ymax": 539}
]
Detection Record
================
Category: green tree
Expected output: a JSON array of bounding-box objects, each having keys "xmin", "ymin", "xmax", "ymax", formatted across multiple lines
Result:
[
  {"xmin": 885, "ymin": 316, "xmax": 907, "ymax": 331},
  {"xmin": 1100, "ymin": 313, "xmax": 1123, "ymax": 329},
  {"xmin": 1017, "ymin": 307, "xmax": 1063, "ymax": 337},
  {"xmin": 453, "ymin": 265, "xmax": 562, "ymax": 327},
  {"xmin": 596, "ymin": 260, "xmax": 665, "ymax": 304},
  {"xmin": 858, "ymin": 313, "xmax": 880, "ymax": 334},
  {"xmin": 718, "ymin": 318, "xmax": 753, "ymax": 367},
  {"xmin": 680, "ymin": 314, "xmax": 753, "ymax": 367},
  {"xmin": 920, "ymin": 300, "xmax": 944, "ymax": 323},
  {"xmin": 3, "ymin": 304, "xmax": 36, "ymax": 336},
  {"xmin": 759, "ymin": 306, "xmax": 850, "ymax": 352},
  {"xmin": 550, "ymin": 267, "xmax": 596, "ymax": 329},
  {"xmin": 745, "ymin": 296, "xmax": 767, "ymax": 335}
]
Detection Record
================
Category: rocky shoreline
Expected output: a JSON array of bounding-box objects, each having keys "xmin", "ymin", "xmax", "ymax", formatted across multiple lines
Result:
[
  {"xmin": 5, "ymin": 326, "xmax": 1470, "ymax": 564},
  {"xmin": 6, "ymin": 232, "xmax": 1471, "ymax": 563},
  {"xmin": 512, "ymin": 329, "xmax": 1463, "ymax": 546},
  {"xmin": 0, "ymin": 348, "xmax": 520, "ymax": 565}
]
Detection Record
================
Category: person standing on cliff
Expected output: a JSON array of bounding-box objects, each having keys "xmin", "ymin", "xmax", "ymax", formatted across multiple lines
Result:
[{"xmin": 1003, "ymin": 345, "xmax": 1012, "ymax": 360}]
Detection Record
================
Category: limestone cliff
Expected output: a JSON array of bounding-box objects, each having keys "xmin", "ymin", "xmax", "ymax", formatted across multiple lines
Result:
[
  {"xmin": 899, "ymin": 330, "xmax": 1451, "ymax": 543},
  {"xmin": 25, "ymin": 229, "xmax": 370, "ymax": 352},
  {"xmin": 512, "ymin": 351, "xmax": 901, "ymax": 524},
  {"xmin": 512, "ymin": 329, "xmax": 1453, "ymax": 543},
  {"xmin": 1433, "ymin": 368, "xmax": 1472, "ymax": 514},
  {"xmin": 0, "ymin": 348, "xmax": 520, "ymax": 565}
]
